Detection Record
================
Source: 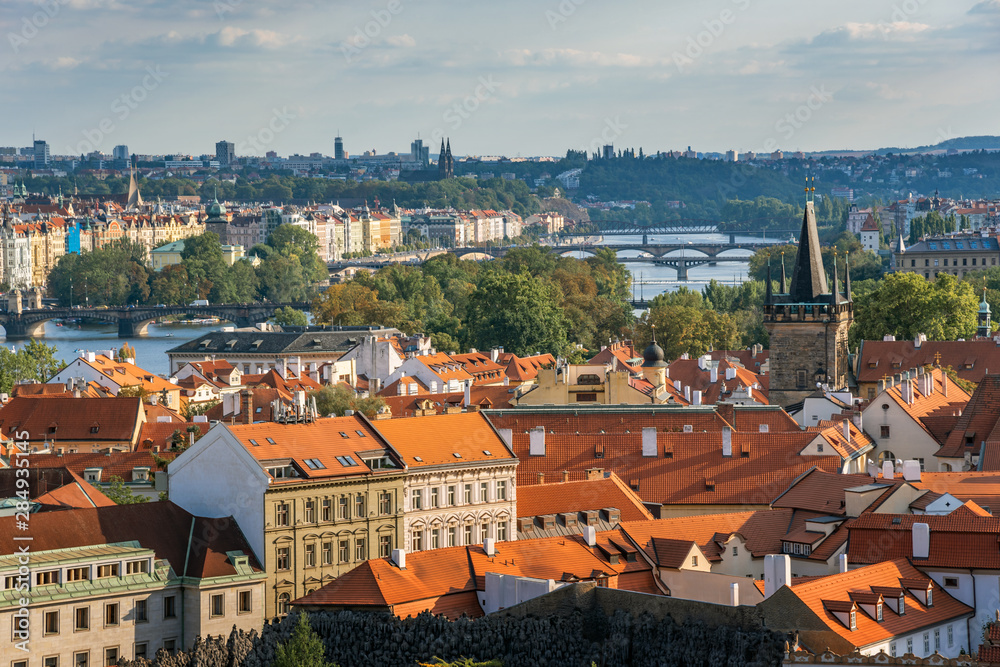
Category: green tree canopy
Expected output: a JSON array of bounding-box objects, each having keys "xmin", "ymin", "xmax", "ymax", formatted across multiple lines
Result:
[
  {"xmin": 273, "ymin": 612, "xmax": 336, "ymax": 667},
  {"xmin": 466, "ymin": 270, "xmax": 569, "ymax": 356},
  {"xmin": 272, "ymin": 306, "xmax": 309, "ymax": 327}
]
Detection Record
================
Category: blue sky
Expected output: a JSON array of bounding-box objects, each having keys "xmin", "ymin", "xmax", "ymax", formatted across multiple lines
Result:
[{"xmin": 3, "ymin": 0, "xmax": 998, "ymax": 157}]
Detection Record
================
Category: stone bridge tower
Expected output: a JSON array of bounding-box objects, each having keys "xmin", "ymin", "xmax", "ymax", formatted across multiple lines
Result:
[{"xmin": 764, "ymin": 200, "xmax": 853, "ymax": 407}]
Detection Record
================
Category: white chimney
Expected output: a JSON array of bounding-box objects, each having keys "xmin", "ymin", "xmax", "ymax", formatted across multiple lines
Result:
[
  {"xmin": 722, "ymin": 426, "xmax": 732, "ymax": 457},
  {"xmin": 87, "ymin": 351, "xmax": 96, "ymax": 363},
  {"xmin": 391, "ymin": 548, "xmax": 406, "ymax": 569},
  {"xmin": 430, "ymin": 379, "xmax": 438, "ymax": 393},
  {"xmin": 729, "ymin": 582, "xmax": 739, "ymax": 607},
  {"xmin": 582, "ymin": 525, "xmax": 597, "ymax": 547},
  {"xmin": 497, "ymin": 428, "xmax": 513, "ymax": 448},
  {"xmin": 641, "ymin": 427, "xmax": 657, "ymax": 457},
  {"xmin": 463, "ymin": 379, "xmax": 472, "ymax": 407},
  {"xmin": 408, "ymin": 382, "xmax": 418, "ymax": 396},
  {"xmin": 673, "ymin": 380, "xmax": 682, "ymax": 392},
  {"xmin": 529, "ymin": 426, "xmax": 546, "ymax": 456},
  {"xmin": 684, "ymin": 386, "xmax": 691, "ymax": 402},
  {"xmin": 838, "ymin": 553, "xmax": 848, "ymax": 573},
  {"xmin": 902, "ymin": 460, "xmax": 921, "ymax": 482},
  {"xmin": 763, "ymin": 554, "xmax": 791, "ymax": 599},
  {"xmin": 725, "ymin": 367, "xmax": 736, "ymax": 381},
  {"xmin": 843, "ymin": 420, "xmax": 851, "ymax": 444},
  {"xmin": 698, "ymin": 354, "xmax": 711, "ymax": 370},
  {"xmin": 484, "ymin": 537, "xmax": 496, "ymax": 557},
  {"xmin": 882, "ymin": 461, "xmax": 894, "ymax": 480},
  {"xmin": 692, "ymin": 390, "xmax": 702, "ymax": 406},
  {"xmin": 912, "ymin": 523, "xmax": 930, "ymax": 559},
  {"xmin": 490, "ymin": 348, "xmax": 500, "ymax": 362},
  {"xmin": 710, "ymin": 368, "xmax": 718, "ymax": 383}
]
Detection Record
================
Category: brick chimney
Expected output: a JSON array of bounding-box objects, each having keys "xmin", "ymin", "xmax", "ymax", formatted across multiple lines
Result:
[
  {"xmin": 562, "ymin": 470, "xmax": 570, "ymax": 483},
  {"xmin": 240, "ymin": 388, "xmax": 254, "ymax": 425},
  {"xmin": 585, "ymin": 467, "xmax": 605, "ymax": 481},
  {"xmin": 536, "ymin": 472, "xmax": 544, "ymax": 484}
]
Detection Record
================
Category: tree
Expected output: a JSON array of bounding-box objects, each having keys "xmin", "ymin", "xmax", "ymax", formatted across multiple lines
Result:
[
  {"xmin": 309, "ymin": 384, "xmax": 386, "ymax": 418},
  {"xmin": 272, "ymin": 306, "xmax": 309, "ymax": 327},
  {"xmin": 267, "ymin": 224, "xmax": 327, "ymax": 283},
  {"xmin": 638, "ymin": 296, "xmax": 739, "ymax": 360},
  {"xmin": 104, "ymin": 476, "xmax": 149, "ymax": 505},
  {"xmin": 466, "ymin": 270, "xmax": 569, "ymax": 356},
  {"xmin": 273, "ymin": 612, "xmax": 336, "ymax": 667}
]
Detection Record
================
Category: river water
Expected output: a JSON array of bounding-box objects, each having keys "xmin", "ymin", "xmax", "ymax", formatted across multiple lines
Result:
[{"xmin": 0, "ymin": 233, "xmax": 782, "ymax": 374}]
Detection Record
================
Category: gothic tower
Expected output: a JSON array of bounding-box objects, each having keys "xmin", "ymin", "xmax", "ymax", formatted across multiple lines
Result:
[{"xmin": 764, "ymin": 200, "xmax": 854, "ymax": 407}]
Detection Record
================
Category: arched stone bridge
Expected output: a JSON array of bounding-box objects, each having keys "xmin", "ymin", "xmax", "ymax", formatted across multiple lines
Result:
[{"xmin": 0, "ymin": 302, "xmax": 312, "ymax": 338}]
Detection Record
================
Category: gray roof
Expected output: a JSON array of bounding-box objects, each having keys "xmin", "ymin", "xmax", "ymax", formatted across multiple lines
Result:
[
  {"xmin": 903, "ymin": 236, "xmax": 999, "ymax": 253},
  {"xmin": 166, "ymin": 327, "xmax": 399, "ymax": 356}
]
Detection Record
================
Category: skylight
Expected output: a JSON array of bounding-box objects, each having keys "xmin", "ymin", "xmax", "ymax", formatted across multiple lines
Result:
[
  {"xmin": 266, "ymin": 437, "xmax": 276, "ymax": 445},
  {"xmin": 335, "ymin": 455, "xmax": 359, "ymax": 467},
  {"xmin": 355, "ymin": 430, "xmax": 366, "ymax": 437},
  {"xmin": 483, "ymin": 450, "xmax": 492, "ymax": 456},
  {"xmin": 248, "ymin": 439, "xmax": 259, "ymax": 446},
  {"xmin": 303, "ymin": 458, "xmax": 326, "ymax": 470},
  {"xmin": 414, "ymin": 456, "xmax": 423, "ymax": 462},
  {"xmin": 453, "ymin": 452, "xmax": 462, "ymax": 458}
]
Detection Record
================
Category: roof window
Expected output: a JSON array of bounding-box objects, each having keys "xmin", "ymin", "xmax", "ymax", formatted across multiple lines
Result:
[
  {"xmin": 248, "ymin": 439, "xmax": 259, "ymax": 447},
  {"xmin": 335, "ymin": 455, "xmax": 359, "ymax": 467},
  {"xmin": 266, "ymin": 437, "xmax": 276, "ymax": 445}
]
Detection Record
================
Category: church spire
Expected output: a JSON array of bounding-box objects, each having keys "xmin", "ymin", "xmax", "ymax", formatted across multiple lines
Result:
[
  {"xmin": 788, "ymin": 201, "xmax": 828, "ymax": 302},
  {"xmin": 779, "ymin": 252, "xmax": 787, "ymax": 294},
  {"xmin": 844, "ymin": 251, "xmax": 852, "ymax": 302},
  {"xmin": 765, "ymin": 258, "xmax": 773, "ymax": 305},
  {"xmin": 831, "ymin": 251, "xmax": 840, "ymax": 304}
]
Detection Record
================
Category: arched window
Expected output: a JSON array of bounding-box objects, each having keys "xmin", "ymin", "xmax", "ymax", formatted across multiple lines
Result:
[
  {"xmin": 877, "ymin": 451, "xmax": 896, "ymax": 466},
  {"xmin": 277, "ymin": 592, "xmax": 290, "ymax": 616}
]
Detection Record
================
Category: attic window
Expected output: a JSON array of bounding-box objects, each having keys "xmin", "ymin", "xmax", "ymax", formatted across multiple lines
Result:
[
  {"xmin": 758, "ymin": 424, "xmax": 769, "ymax": 433},
  {"xmin": 48, "ymin": 425, "xmax": 57, "ymax": 434},
  {"xmin": 892, "ymin": 517, "xmax": 901, "ymax": 524},
  {"xmin": 705, "ymin": 479, "xmax": 716, "ymax": 491},
  {"xmin": 339, "ymin": 432, "xmax": 349, "ymax": 438},
  {"xmin": 355, "ymin": 430, "xmax": 366, "ymax": 438},
  {"xmin": 482, "ymin": 450, "xmax": 492, "ymax": 456},
  {"xmin": 266, "ymin": 438, "xmax": 276, "ymax": 445},
  {"xmin": 90, "ymin": 424, "xmax": 100, "ymax": 434},
  {"xmin": 311, "ymin": 339, "xmax": 322, "ymax": 346},
  {"xmin": 882, "ymin": 403, "xmax": 889, "ymax": 410},
  {"xmin": 335, "ymin": 455, "xmax": 358, "ymax": 467},
  {"xmin": 303, "ymin": 458, "xmax": 326, "ymax": 470},
  {"xmin": 453, "ymin": 452, "xmax": 462, "ymax": 459},
  {"xmin": 226, "ymin": 340, "xmax": 238, "ymax": 349},
  {"xmin": 199, "ymin": 340, "xmax": 212, "ymax": 348},
  {"xmin": 683, "ymin": 425, "xmax": 693, "ymax": 433},
  {"xmin": 414, "ymin": 456, "xmax": 423, "ymax": 462},
  {"xmin": 248, "ymin": 439, "xmax": 259, "ymax": 447},
  {"xmin": 629, "ymin": 479, "xmax": 639, "ymax": 491},
  {"xmin": 595, "ymin": 443, "xmax": 605, "ymax": 459}
]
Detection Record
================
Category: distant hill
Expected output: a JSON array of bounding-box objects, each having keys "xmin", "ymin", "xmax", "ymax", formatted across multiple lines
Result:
[{"xmin": 812, "ymin": 135, "xmax": 1000, "ymax": 156}]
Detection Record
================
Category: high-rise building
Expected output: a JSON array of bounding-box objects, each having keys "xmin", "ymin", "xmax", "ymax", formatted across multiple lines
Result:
[
  {"xmin": 725, "ymin": 149, "xmax": 737, "ymax": 162},
  {"xmin": 602, "ymin": 144, "xmax": 614, "ymax": 160},
  {"xmin": 215, "ymin": 140, "xmax": 235, "ymax": 166},
  {"xmin": 33, "ymin": 139, "xmax": 50, "ymax": 169},
  {"xmin": 334, "ymin": 136, "xmax": 345, "ymax": 160},
  {"xmin": 113, "ymin": 144, "xmax": 129, "ymax": 161},
  {"xmin": 764, "ymin": 200, "xmax": 853, "ymax": 406},
  {"xmin": 410, "ymin": 138, "xmax": 429, "ymax": 167}
]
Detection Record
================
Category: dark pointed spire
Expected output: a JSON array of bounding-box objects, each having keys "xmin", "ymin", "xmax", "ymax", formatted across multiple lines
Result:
[
  {"xmin": 766, "ymin": 258, "xmax": 773, "ymax": 305},
  {"xmin": 779, "ymin": 252, "xmax": 787, "ymax": 294},
  {"xmin": 831, "ymin": 251, "xmax": 840, "ymax": 305},
  {"xmin": 844, "ymin": 251, "xmax": 852, "ymax": 302},
  {"xmin": 789, "ymin": 201, "xmax": 828, "ymax": 302}
]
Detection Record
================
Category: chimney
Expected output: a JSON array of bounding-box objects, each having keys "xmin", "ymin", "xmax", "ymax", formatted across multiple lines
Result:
[
  {"xmin": 725, "ymin": 367, "xmax": 736, "ymax": 381},
  {"xmin": 698, "ymin": 354, "xmax": 710, "ymax": 370},
  {"xmin": 240, "ymin": 389, "xmax": 253, "ymax": 425},
  {"xmin": 882, "ymin": 460, "xmax": 894, "ymax": 480},
  {"xmin": 673, "ymin": 379, "xmax": 682, "ymax": 392},
  {"xmin": 582, "ymin": 525, "xmax": 597, "ymax": 547},
  {"xmin": 463, "ymin": 379, "xmax": 472, "ymax": 407},
  {"xmin": 490, "ymin": 348, "xmax": 500, "ymax": 362},
  {"xmin": 722, "ymin": 426, "xmax": 732, "ymax": 457},
  {"xmin": 641, "ymin": 427, "xmax": 657, "ymax": 457},
  {"xmin": 483, "ymin": 537, "xmax": 496, "ymax": 557},
  {"xmin": 838, "ymin": 554, "xmax": 848, "ymax": 573},
  {"xmin": 842, "ymin": 419, "xmax": 851, "ymax": 444},
  {"xmin": 281, "ymin": 358, "xmax": 288, "ymax": 379},
  {"xmin": 692, "ymin": 390, "xmax": 702, "ymax": 406},
  {"xmin": 729, "ymin": 582, "xmax": 739, "ymax": 607},
  {"xmin": 763, "ymin": 554, "xmax": 791, "ymax": 599},
  {"xmin": 912, "ymin": 523, "xmax": 930, "ymax": 559},
  {"xmin": 902, "ymin": 460, "xmax": 921, "ymax": 482},
  {"xmin": 684, "ymin": 385, "xmax": 691, "ymax": 402},
  {"xmin": 585, "ymin": 467, "xmax": 604, "ymax": 481},
  {"xmin": 709, "ymin": 367, "xmax": 718, "ymax": 383},
  {"xmin": 536, "ymin": 472, "xmax": 544, "ymax": 485},
  {"xmin": 529, "ymin": 426, "xmax": 546, "ymax": 456},
  {"xmin": 430, "ymin": 379, "xmax": 438, "ymax": 393},
  {"xmin": 391, "ymin": 548, "xmax": 406, "ymax": 569},
  {"xmin": 562, "ymin": 470, "xmax": 570, "ymax": 483}
]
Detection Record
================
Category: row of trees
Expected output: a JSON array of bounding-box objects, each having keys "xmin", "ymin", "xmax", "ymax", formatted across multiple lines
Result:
[{"xmin": 47, "ymin": 227, "xmax": 326, "ymax": 307}]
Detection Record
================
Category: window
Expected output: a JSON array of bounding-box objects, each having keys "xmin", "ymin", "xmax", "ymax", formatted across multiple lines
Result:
[
  {"xmin": 277, "ymin": 593, "xmax": 290, "ymax": 616},
  {"xmin": 134, "ymin": 599, "xmax": 148, "ymax": 623},
  {"xmin": 74, "ymin": 652, "xmax": 89, "ymax": 667},
  {"xmin": 431, "ymin": 528, "xmax": 440, "ymax": 550},
  {"xmin": 75, "ymin": 606, "xmax": 90, "ymax": 631},
  {"xmin": 880, "ymin": 425, "xmax": 890, "ymax": 438},
  {"xmin": 411, "ymin": 489, "xmax": 423, "ymax": 510},
  {"xmin": 890, "ymin": 643, "xmax": 896, "ymax": 657},
  {"xmin": 238, "ymin": 590, "xmax": 252, "ymax": 614},
  {"xmin": 497, "ymin": 521, "xmax": 507, "ymax": 542},
  {"xmin": 96, "ymin": 564, "xmax": 119, "ymax": 578},
  {"xmin": 447, "ymin": 526, "xmax": 457, "ymax": 547},
  {"xmin": 934, "ymin": 629, "xmax": 940, "ymax": 650},
  {"xmin": 448, "ymin": 486, "xmax": 456, "ymax": 506},
  {"xmin": 480, "ymin": 482, "xmax": 489, "ymax": 502},
  {"xmin": 876, "ymin": 602, "xmax": 883, "ymax": 621},
  {"xmin": 210, "ymin": 593, "xmax": 224, "ymax": 617},
  {"xmin": 907, "ymin": 638, "xmax": 912, "ymax": 654},
  {"xmin": 923, "ymin": 632, "xmax": 929, "ymax": 654},
  {"xmin": 163, "ymin": 595, "xmax": 177, "ymax": 619},
  {"xmin": 379, "ymin": 535, "xmax": 392, "ymax": 558},
  {"xmin": 817, "ymin": 443, "xmax": 824, "ymax": 453},
  {"xmin": 948, "ymin": 624, "xmax": 954, "ymax": 647},
  {"xmin": 464, "ymin": 524, "xmax": 473, "ymax": 545},
  {"xmin": 355, "ymin": 494, "xmax": 365, "ymax": 517},
  {"xmin": 691, "ymin": 555, "xmax": 698, "ymax": 568},
  {"xmin": 339, "ymin": 496, "xmax": 350, "ymax": 519},
  {"xmin": 134, "ymin": 643, "xmax": 147, "ymax": 661},
  {"xmin": 322, "ymin": 541, "xmax": 332, "ymax": 565},
  {"xmin": 576, "ymin": 392, "xmax": 597, "ymax": 402},
  {"xmin": 275, "ymin": 503, "xmax": 289, "ymax": 526},
  {"xmin": 497, "ymin": 481, "xmax": 507, "ymax": 501},
  {"xmin": 355, "ymin": 538, "xmax": 366, "ymax": 561},
  {"xmin": 481, "ymin": 522, "xmax": 490, "ymax": 543},
  {"xmin": 304, "ymin": 500, "xmax": 315, "ymax": 523},
  {"xmin": 322, "ymin": 498, "xmax": 332, "ymax": 522},
  {"xmin": 339, "ymin": 540, "xmax": 350, "ymax": 563},
  {"xmin": 44, "ymin": 610, "xmax": 59, "ymax": 635},
  {"xmin": 125, "ymin": 559, "xmax": 148, "ymax": 575},
  {"xmin": 66, "ymin": 567, "xmax": 89, "ymax": 582},
  {"xmin": 276, "ymin": 547, "xmax": 290, "ymax": 571},
  {"xmin": 927, "ymin": 588, "xmax": 933, "ymax": 606},
  {"xmin": 430, "ymin": 488, "xmax": 439, "ymax": 508},
  {"xmin": 899, "ymin": 593, "xmax": 905, "ymax": 615},
  {"xmin": 849, "ymin": 610, "xmax": 856, "ymax": 630},
  {"xmin": 304, "ymin": 543, "xmax": 316, "ymax": 568},
  {"xmin": 413, "ymin": 530, "xmax": 424, "ymax": 551},
  {"xmin": 732, "ymin": 546, "xmax": 738, "ymax": 557},
  {"xmin": 464, "ymin": 484, "xmax": 472, "ymax": 504},
  {"xmin": 44, "ymin": 658, "xmax": 59, "ymax": 667},
  {"xmin": 36, "ymin": 570, "xmax": 59, "ymax": 586},
  {"xmin": 796, "ymin": 370, "xmax": 807, "ymax": 389},
  {"xmin": 379, "ymin": 492, "xmax": 392, "ymax": 515}
]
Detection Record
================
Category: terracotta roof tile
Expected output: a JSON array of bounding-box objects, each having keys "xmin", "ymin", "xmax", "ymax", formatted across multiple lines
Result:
[
  {"xmin": 371, "ymin": 412, "xmax": 515, "ymax": 467},
  {"xmin": 857, "ymin": 340, "xmax": 1000, "ymax": 385},
  {"xmin": 939, "ymin": 375, "xmax": 1000, "ymax": 459},
  {"xmin": 0, "ymin": 397, "xmax": 144, "ymax": 446},
  {"xmin": 848, "ymin": 512, "xmax": 1000, "ymax": 568},
  {"xmin": 517, "ymin": 472, "xmax": 654, "ymax": 522}
]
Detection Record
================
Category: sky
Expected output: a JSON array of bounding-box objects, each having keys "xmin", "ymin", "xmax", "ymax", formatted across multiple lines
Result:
[{"xmin": 2, "ymin": 0, "xmax": 998, "ymax": 158}]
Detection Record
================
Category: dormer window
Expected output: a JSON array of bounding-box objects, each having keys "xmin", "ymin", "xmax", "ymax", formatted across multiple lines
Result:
[
  {"xmin": 926, "ymin": 588, "xmax": 932, "ymax": 606},
  {"xmin": 899, "ymin": 594, "xmax": 905, "ymax": 615},
  {"xmin": 876, "ymin": 602, "xmax": 883, "ymax": 621},
  {"xmin": 849, "ymin": 610, "xmax": 857, "ymax": 630}
]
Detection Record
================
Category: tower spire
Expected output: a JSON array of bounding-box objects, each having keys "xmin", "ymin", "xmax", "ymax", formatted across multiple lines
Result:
[
  {"xmin": 788, "ymin": 201, "xmax": 828, "ymax": 302},
  {"xmin": 831, "ymin": 251, "xmax": 840, "ymax": 304},
  {"xmin": 779, "ymin": 252, "xmax": 787, "ymax": 294},
  {"xmin": 766, "ymin": 258, "xmax": 773, "ymax": 305}
]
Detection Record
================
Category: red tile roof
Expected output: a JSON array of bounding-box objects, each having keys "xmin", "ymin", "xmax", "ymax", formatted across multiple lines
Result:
[
  {"xmin": 517, "ymin": 472, "xmax": 654, "ymax": 522},
  {"xmin": 29, "ymin": 450, "xmax": 173, "ymax": 478},
  {"xmin": 0, "ymin": 397, "xmax": 144, "ymax": 446},
  {"xmin": 666, "ymin": 358, "xmax": 768, "ymax": 405},
  {"xmin": 938, "ymin": 375, "xmax": 1000, "ymax": 459},
  {"xmin": 378, "ymin": 385, "xmax": 517, "ymax": 417},
  {"xmin": 0, "ymin": 502, "xmax": 261, "ymax": 578},
  {"xmin": 370, "ymin": 412, "xmax": 515, "ymax": 468},
  {"xmin": 0, "ymin": 467, "xmax": 114, "ymax": 509},
  {"xmin": 913, "ymin": 472, "xmax": 1000, "ymax": 510},
  {"xmin": 589, "ymin": 341, "xmax": 642, "ymax": 374},
  {"xmin": 496, "ymin": 352, "xmax": 556, "ymax": 382},
  {"xmin": 857, "ymin": 340, "xmax": 1000, "ymax": 385},
  {"xmin": 848, "ymin": 512, "xmax": 1000, "ymax": 568}
]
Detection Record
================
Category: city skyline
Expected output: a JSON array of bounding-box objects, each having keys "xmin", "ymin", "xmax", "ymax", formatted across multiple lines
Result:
[{"xmin": 3, "ymin": 0, "xmax": 998, "ymax": 157}]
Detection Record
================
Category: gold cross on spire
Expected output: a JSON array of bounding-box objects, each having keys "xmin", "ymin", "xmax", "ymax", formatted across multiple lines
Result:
[{"xmin": 933, "ymin": 351, "xmax": 942, "ymax": 367}]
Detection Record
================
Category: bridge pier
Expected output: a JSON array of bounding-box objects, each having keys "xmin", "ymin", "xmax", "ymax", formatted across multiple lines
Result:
[
  {"xmin": 118, "ymin": 319, "xmax": 138, "ymax": 338},
  {"xmin": 729, "ymin": 232, "xmax": 736, "ymax": 244},
  {"xmin": 676, "ymin": 261, "xmax": 688, "ymax": 281},
  {"xmin": 642, "ymin": 233, "xmax": 648, "ymax": 245}
]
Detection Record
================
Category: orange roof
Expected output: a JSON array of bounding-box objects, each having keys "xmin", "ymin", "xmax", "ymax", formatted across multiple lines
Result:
[
  {"xmin": 496, "ymin": 352, "xmax": 556, "ymax": 382},
  {"xmin": 806, "ymin": 419, "xmax": 874, "ymax": 459},
  {"xmin": 0, "ymin": 396, "xmax": 144, "ymax": 445},
  {"xmin": 857, "ymin": 340, "xmax": 1000, "ymax": 385},
  {"xmin": 517, "ymin": 472, "xmax": 654, "ymax": 522},
  {"xmin": 449, "ymin": 352, "xmax": 508, "ymax": 385},
  {"xmin": 666, "ymin": 358, "xmax": 768, "ymax": 405},
  {"xmin": 589, "ymin": 341, "xmax": 642, "ymax": 373},
  {"xmin": 69, "ymin": 354, "xmax": 181, "ymax": 395},
  {"xmin": 378, "ymin": 385, "xmax": 516, "ymax": 417},
  {"xmin": 938, "ymin": 374, "xmax": 1000, "ymax": 459},
  {"xmin": 913, "ymin": 472, "xmax": 1000, "ymax": 510},
  {"xmin": 848, "ymin": 511, "xmax": 1000, "ymax": 568},
  {"xmin": 29, "ymin": 451, "xmax": 174, "ymax": 478},
  {"xmin": 786, "ymin": 559, "xmax": 972, "ymax": 649},
  {"xmin": 371, "ymin": 412, "xmax": 515, "ymax": 467},
  {"xmin": 226, "ymin": 416, "xmax": 400, "ymax": 482}
]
